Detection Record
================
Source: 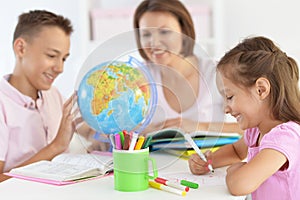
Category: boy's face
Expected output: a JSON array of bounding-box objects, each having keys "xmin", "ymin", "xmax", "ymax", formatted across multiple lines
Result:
[{"xmin": 18, "ymin": 26, "xmax": 70, "ymax": 91}]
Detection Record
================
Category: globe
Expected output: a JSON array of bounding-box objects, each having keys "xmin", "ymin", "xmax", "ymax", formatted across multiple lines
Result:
[{"xmin": 77, "ymin": 57, "xmax": 157, "ymax": 135}]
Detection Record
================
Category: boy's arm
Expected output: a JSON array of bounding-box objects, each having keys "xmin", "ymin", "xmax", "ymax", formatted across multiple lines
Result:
[
  {"xmin": 0, "ymin": 161, "xmax": 11, "ymax": 182},
  {"xmin": 9, "ymin": 94, "xmax": 78, "ymax": 169},
  {"xmin": 0, "ymin": 174, "xmax": 11, "ymax": 182}
]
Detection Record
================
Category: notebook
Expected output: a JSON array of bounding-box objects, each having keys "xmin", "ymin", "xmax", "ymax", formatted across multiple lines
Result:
[{"xmin": 147, "ymin": 128, "xmax": 241, "ymax": 151}]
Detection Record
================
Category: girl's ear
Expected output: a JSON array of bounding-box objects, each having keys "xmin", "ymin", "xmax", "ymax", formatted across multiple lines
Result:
[
  {"xmin": 13, "ymin": 38, "xmax": 26, "ymax": 57},
  {"xmin": 255, "ymin": 77, "xmax": 270, "ymax": 100}
]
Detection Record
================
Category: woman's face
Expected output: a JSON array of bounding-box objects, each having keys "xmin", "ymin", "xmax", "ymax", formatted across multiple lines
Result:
[{"xmin": 138, "ymin": 11, "xmax": 183, "ymax": 66}]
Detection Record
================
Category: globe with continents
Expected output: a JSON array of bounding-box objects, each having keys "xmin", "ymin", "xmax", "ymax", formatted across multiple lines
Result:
[{"xmin": 77, "ymin": 57, "xmax": 157, "ymax": 134}]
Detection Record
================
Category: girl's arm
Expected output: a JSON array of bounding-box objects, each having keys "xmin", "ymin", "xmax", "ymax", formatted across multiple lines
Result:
[
  {"xmin": 226, "ymin": 149, "xmax": 287, "ymax": 196},
  {"xmin": 212, "ymin": 136, "xmax": 248, "ymax": 168},
  {"xmin": 189, "ymin": 137, "xmax": 248, "ymax": 174}
]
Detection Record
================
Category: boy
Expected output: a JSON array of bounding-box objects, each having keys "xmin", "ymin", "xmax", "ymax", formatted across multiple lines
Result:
[{"xmin": 0, "ymin": 10, "xmax": 81, "ymax": 182}]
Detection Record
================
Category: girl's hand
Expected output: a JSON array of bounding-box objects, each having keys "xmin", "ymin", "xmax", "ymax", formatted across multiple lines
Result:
[{"xmin": 188, "ymin": 150, "xmax": 213, "ymax": 175}]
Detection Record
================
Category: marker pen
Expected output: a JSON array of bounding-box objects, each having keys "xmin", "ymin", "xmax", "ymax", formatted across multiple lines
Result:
[
  {"xmin": 128, "ymin": 132, "xmax": 139, "ymax": 151},
  {"xmin": 149, "ymin": 180, "xmax": 186, "ymax": 196},
  {"xmin": 184, "ymin": 134, "xmax": 214, "ymax": 173},
  {"xmin": 134, "ymin": 136, "xmax": 145, "ymax": 150},
  {"xmin": 155, "ymin": 177, "xmax": 189, "ymax": 192}
]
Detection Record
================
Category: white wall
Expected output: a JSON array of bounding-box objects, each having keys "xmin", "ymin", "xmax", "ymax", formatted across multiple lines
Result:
[
  {"xmin": 222, "ymin": 0, "xmax": 300, "ymax": 65},
  {"xmin": 0, "ymin": 0, "xmax": 299, "ymax": 97}
]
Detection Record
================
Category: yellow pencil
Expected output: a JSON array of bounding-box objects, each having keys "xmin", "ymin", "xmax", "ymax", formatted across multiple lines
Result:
[{"xmin": 134, "ymin": 136, "xmax": 145, "ymax": 150}]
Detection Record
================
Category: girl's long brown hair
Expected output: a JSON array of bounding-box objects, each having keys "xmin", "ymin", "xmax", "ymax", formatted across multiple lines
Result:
[{"xmin": 217, "ymin": 36, "xmax": 300, "ymax": 124}]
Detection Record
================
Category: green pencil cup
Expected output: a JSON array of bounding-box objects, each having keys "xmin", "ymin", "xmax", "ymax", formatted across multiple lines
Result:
[{"xmin": 113, "ymin": 147, "xmax": 158, "ymax": 192}]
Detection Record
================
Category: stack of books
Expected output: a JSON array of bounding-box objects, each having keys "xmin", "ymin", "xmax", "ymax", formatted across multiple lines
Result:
[{"xmin": 146, "ymin": 128, "xmax": 241, "ymax": 153}]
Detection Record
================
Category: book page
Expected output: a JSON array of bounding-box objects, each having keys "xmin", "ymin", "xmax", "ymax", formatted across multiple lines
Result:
[
  {"xmin": 9, "ymin": 160, "xmax": 101, "ymax": 181},
  {"xmin": 52, "ymin": 153, "xmax": 113, "ymax": 172}
]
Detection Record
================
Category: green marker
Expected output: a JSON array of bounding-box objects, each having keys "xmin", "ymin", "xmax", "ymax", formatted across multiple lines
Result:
[
  {"xmin": 180, "ymin": 180, "xmax": 199, "ymax": 189},
  {"xmin": 141, "ymin": 135, "xmax": 152, "ymax": 149},
  {"xmin": 119, "ymin": 131, "xmax": 125, "ymax": 147}
]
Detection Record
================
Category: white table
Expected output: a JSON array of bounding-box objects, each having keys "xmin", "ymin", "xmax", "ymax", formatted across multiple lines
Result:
[{"xmin": 0, "ymin": 151, "xmax": 245, "ymax": 200}]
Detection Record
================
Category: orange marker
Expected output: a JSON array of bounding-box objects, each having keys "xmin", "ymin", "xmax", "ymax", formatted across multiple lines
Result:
[{"xmin": 134, "ymin": 136, "xmax": 145, "ymax": 150}]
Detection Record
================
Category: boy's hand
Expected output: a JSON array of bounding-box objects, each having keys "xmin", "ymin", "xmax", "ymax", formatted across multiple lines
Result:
[{"xmin": 52, "ymin": 92, "xmax": 83, "ymax": 153}]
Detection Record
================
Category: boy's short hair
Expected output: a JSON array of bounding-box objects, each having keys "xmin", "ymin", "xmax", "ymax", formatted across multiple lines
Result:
[{"xmin": 13, "ymin": 10, "xmax": 73, "ymax": 43}]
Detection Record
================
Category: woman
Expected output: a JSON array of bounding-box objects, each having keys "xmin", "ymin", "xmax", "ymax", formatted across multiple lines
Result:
[{"xmin": 133, "ymin": 0, "xmax": 242, "ymax": 134}]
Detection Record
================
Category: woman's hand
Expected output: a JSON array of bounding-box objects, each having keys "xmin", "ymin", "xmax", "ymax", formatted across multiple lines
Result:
[
  {"xmin": 188, "ymin": 150, "xmax": 213, "ymax": 175},
  {"xmin": 139, "ymin": 118, "xmax": 206, "ymax": 136},
  {"xmin": 163, "ymin": 118, "xmax": 206, "ymax": 132}
]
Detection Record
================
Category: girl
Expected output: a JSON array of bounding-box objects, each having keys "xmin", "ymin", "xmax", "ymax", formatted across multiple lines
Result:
[{"xmin": 189, "ymin": 36, "xmax": 300, "ymax": 200}]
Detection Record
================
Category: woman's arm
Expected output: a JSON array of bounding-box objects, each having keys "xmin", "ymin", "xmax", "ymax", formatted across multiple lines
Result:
[{"xmin": 163, "ymin": 118, "xmax": 244, "ymax": 134}]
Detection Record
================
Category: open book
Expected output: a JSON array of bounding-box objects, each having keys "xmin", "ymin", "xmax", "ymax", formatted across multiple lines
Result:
[
  {"xmin": 6, "ymin": 152, "xmax": 113, "ymax": 185},
  {"xmin": 147, "ymin": 128, "xmax": 241, "ymax": 151}
]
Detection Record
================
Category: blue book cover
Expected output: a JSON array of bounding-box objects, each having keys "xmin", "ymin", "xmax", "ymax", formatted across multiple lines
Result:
[{"xmin": 149, "ymin": 136, "xmax": 240, "ymax": 151}]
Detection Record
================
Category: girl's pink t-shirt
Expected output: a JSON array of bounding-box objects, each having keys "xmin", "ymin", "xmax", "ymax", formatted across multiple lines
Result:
[
  {"xmin": 244, "ymin": 121, "xmax": 300, "ymax": 200},
  {"xmin": 0, "ymin": 75, "xmax": 64, "ymax": 172}
]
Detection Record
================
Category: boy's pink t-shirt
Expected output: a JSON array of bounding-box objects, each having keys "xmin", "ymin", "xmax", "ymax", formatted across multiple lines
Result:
[
  {"xmin": 0, "ymin": 75, "xmax": 64, "ymax": 172},
  {"xmin": 244, "ymin": 121, "xmax": 300, "ymax": 200}
]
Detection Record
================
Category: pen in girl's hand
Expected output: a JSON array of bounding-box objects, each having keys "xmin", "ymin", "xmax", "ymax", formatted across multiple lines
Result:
[{"xmin": 184, "ymin": 134, "xmax": 214, "ymax": 173}]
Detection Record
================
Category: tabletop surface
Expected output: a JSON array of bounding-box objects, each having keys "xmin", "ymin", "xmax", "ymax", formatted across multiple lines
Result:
[{"xmin": 0, "ymin": 151, "xmax": 246, "ymax": 200}]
